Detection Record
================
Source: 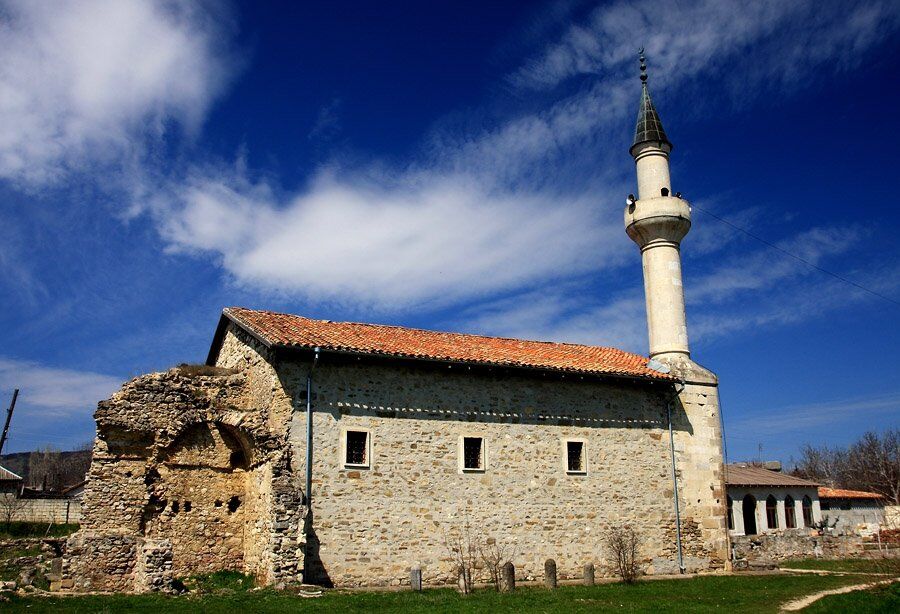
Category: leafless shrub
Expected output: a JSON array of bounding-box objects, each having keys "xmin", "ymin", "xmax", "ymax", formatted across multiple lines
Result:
[
  {"xmin": 0, "ymin": 493, "xmax": 27, "ymax": 529},
  {"xmin": 479, "ymin": 537, "xmax": 517, "ymax": 592},
  {"xmin": 442, "ymin": 513, "xmax": 480, "ymax": 594},
  {"xmin": 605, "ymin": 523, "xmax": 641, "ymax": 583}
]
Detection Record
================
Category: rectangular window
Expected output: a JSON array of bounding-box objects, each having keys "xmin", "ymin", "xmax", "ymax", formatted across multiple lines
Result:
[
  {"xmin": 566, "ymin": 440, "xmax": 586, "ymax": 474},
  {"xmin": 344, "ymin": 430, "xmax": 369, "ymax": 467},
  {"xmin": 462, "ymin": 437, "xmax": 484, "ymax": 471}
]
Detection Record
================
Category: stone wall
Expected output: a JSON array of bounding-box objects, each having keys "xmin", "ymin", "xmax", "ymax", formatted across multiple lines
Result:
[
  {"xmin": 64, "ymin": 361, "xmax": 299, "ymax": 592},
  {"xmin": 731, "ymin": 532, "xmax": 866, "ymax": 566},
  {"xmin": 270, "ymin": 350, "xmax": 726, "ymax": 587}
]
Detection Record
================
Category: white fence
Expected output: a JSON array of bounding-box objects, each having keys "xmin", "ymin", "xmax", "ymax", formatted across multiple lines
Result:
[{"xmin": 2, "ymin": 495, "xmax": 82, "ymax": 524}]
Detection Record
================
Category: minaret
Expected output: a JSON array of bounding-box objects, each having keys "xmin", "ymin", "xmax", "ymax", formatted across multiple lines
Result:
[
  {"xmin": 624, "ymin": 50, "xmax": 692, "ymax": 363},
  {"xmin": 623, "ymin": 51, "xmax": 729, "ymax": 575}
]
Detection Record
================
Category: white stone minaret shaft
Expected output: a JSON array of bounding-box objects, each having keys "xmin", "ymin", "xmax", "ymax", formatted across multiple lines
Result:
[{"xmin": 624, "ymin": 53, "xmax": 691, "ymax": 360}]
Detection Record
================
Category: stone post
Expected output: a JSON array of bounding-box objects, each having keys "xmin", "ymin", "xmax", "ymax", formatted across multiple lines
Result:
[
  {"xmin": 544, "ymin": 558, "xmax": 557, "ymax": 589},
  {"xmin": 500, "ymin": 561, "xmax": 515, "ymax": 592},
  {"xmin": 410, "ymin": 565, "xmax": 422, "ymax": 591},
  {"xmin": 583, "ymin": 562, "xmax": 595, "ymax": 586}
]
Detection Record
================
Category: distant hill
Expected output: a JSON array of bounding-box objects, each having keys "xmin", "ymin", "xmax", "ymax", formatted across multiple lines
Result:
[{"xmin": 0, "ymin": 449, "xmax": 92, "ymax": 492}]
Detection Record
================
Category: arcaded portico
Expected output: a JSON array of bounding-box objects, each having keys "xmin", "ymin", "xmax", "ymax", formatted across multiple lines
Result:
[{"xmin": 725, "ymin": 464, "xmax": 821, "ymax": 536}]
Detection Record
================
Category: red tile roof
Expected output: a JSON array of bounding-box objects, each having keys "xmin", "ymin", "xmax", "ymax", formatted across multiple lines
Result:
[
  {"xmin": 215, "ymin": 307, "xmax": 674, "ymax": 382},
  {"xmin": 818, "ymin": 487, "xmax": 884, "ymax": 500}
]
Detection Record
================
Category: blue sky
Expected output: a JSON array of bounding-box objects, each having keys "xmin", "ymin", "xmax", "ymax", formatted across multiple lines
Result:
[{"xmin": 0, "ymin": 0, "xmax": 898, "ymax": 464}]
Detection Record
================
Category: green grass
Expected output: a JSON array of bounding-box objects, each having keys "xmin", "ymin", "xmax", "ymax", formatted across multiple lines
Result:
[
  {"xmin": 805, "ymin": 580, "xmax": 900, "ymax": 613},
  {"xmin": 781, "ymin": 558, "xmax": 900, "ymax": 574},
  {"xmin": 0, "ymin": 543, "xmax": 42, "ymax": 560},
  {"xmin": 0, "ymin": 573, "xmax": 893, "ymax": 613},
  {"xmin": 0, "ymin": 522, "xmax": 79, "ymax": 538}
]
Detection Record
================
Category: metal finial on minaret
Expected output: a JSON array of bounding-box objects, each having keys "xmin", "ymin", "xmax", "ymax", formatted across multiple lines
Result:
[
  {"xmin": 630, "ymin": 48, "xmax": 671, "ymax": 156},
  {"xmin": 639, "ymin": 48, "xmax": 647, "ymax": 83}
]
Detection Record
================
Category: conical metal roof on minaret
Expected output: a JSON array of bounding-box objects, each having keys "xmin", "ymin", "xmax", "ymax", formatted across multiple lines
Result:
[{"xmin": 630, "ymin": 49, "xmax": 671, "ymax": 155}]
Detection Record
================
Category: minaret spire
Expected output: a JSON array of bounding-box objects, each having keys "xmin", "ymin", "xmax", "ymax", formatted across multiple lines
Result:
[
  {"xmin": 631, "ymin": 49, "xmax": 671, "ymax": 157},
  {"xmin": 624, "ymin": 49, "xmax": 691, "ymax": 360}
]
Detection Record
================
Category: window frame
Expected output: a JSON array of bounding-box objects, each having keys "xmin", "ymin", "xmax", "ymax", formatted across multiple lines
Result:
[
  {"xmin": 802, "ymin": 495, "xmax": 813, "ymax": 527},
  {"xmin": 458, "ymin": 435, "xmax": 486, "ymax": 473},
  {"xmin": 341, "ymin": 428, "xmax": 372, "ymax": 469},
  {"xmin": 562, "ymin": 438, "xmax": 588, "ymax": 475},
  {"xmin": 766, "ymin": 495, "xmax": 779, "ymax": 530},
  {"xmin": 785, "ymin": 495, "xmax": 796, "ymax": 529}
]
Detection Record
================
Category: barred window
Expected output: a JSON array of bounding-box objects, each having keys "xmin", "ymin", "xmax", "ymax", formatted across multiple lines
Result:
[
  {"xmin": 462, "ymin": 437, "xmax": 484, "ymax": 471},
  {"xmin": 566, "ymin": 441, "xmax": 586, "ymax": 474},
  {"xmin": 345, "ymin": 430, "xmax": 369, "ymax": 467}
]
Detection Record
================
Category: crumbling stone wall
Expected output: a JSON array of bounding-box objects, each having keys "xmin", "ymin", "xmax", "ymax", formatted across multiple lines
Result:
[
  {"xmin": 65, "ymin": 363, "xmax": 301, "ymax": 592},
  {"xmin": 732, "ymin": 532, "xmax": 867, "ymax": 566}
]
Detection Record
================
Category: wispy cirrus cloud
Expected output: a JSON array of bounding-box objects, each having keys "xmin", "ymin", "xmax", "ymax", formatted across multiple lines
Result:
[
  {"xmin": 0, "ymin": 0, "xmax": 237, "ymax": 186},
  {"xmin": 509, "ymin": 0, "xmax": 900, "ymax": 95},
  {"xmin": 0, "ymin": 357, "xmax": 122, "ymax": 418}
]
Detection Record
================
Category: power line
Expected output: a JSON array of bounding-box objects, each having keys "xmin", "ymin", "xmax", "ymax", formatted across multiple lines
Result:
[{"xmin": 692, "ymin": 205, "xmax": 900, "ymax": 308}]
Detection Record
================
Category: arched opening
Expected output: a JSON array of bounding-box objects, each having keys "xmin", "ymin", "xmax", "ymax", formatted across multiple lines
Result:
[
  {"xmin": 785, "ymin": 495, "xmax": 796, "ymax": 529},
  {"xmin": 766, "ymin": 495, "xmax": 778, "ymax": 530},
  {"xmin": 661, "ymin": 187, "xmax": 670, "ymax": 196},
  {"xmin": 143, "ymin": 421, "xmax": 260, "ymax": 577},
  {"xmin": 727, "ymin": 496, "xmax": 734, "ymax": 531},
  {"xmin": 742, "ymin": 495, "xmax": 757, "ymax": 535},
  {"xmin": 802, "ymin": 495, "xmax": 813, "ymax": 527}
]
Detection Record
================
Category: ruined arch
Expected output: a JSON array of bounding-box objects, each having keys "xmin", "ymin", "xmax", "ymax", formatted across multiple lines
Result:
[{"xmin": 142, "ymin": 421, "xmax": 262, "ymax": 577}]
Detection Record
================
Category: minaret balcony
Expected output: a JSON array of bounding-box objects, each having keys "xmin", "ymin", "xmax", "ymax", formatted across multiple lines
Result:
[{"xmin": 624, "ymin": 196, "xmax": 691, "ymax": 249}]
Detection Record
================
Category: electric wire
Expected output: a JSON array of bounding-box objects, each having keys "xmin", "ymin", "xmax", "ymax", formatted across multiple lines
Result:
[{"xmin": 691, "ymin": 205, "xmax": 900, "ymax": 308}]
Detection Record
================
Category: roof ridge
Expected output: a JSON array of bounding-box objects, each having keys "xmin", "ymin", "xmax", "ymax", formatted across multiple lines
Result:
[{"xmin": 225, "ymin": 306, "xmax": 648, "ymax": 360}]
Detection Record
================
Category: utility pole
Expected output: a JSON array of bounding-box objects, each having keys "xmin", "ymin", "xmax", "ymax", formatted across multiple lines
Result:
[{"xmin": 0, "ymin": 388, "xmax": 18, "ymax": 455}]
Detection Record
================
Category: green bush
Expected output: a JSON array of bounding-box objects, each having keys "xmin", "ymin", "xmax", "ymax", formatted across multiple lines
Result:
[{"xmin": 181, "ymin": 570, "xmax": 256, "ymax": 593}]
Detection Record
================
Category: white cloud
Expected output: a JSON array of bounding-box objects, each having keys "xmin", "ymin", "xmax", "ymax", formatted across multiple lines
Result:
[
  {"xmin": 0, "ymin": 357, "xmax": 122, "ymax": 418},
  {"xmin": 509, "ymin": 0, "xmax": 900, "ymax": 94},
  {"xmin": 157, "ymin": 167, "xmax": 619, "ymax": 311},
  {"xmin": 728, "ymin": 392, "xmax": 900, "ymax": 438},
  {"xmin": 0, "ymin": 0, "xmax": 236, "ymax": 185}
]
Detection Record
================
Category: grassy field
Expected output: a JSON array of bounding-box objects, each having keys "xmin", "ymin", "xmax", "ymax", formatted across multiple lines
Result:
[
  {"xmin": 806, "ymin": 581, "xmax": 900, "ymax": 613},
  {"xmin": 2, "ymin": 572, "xmax": 896, "ymax": 613},
  {"xmin": 781, "ymin": 558, "xmax": 900, "ymax": 574},
  {"xmin": 0, "ymin": 522, "xmax": 80, "ymax": 539}
]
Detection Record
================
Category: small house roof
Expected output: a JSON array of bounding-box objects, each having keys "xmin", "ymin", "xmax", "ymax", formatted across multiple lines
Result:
[
  {"xmin": 725, "ymin": 464, "xmax": 819, "ymax": 488},
  {"xmin": 207, "ymin": 307, "xmax": 675, "ymax": 383},
  {"xmin": 0, "ymin": 464, "xmax": 23, "ymax": 481},
  {"xmin": 818, "ymin": 487, "xmax": 884, "ymax": 500}
]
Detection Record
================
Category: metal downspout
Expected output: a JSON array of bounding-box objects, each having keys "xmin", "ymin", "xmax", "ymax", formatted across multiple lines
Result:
[
  {"xmin": 305, "ymin": 347, "xmax": 321, "ymax": 507},
  {"xmin": 667, "ymin": 380, "xmax": 686, "ymax": 574}
]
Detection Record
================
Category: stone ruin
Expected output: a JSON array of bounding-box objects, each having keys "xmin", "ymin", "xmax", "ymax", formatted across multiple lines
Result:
[{"xmin": 62, "ymin": 366, "xmax": 306, "ymax": 592}]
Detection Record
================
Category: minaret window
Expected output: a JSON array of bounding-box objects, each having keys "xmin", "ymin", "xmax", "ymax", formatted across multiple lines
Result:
[{"xmin": 661, "ymin": 187, "xmax": 669, "ymax": 196}]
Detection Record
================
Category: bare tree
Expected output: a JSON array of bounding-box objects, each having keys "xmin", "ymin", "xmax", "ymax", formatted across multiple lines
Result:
[
  {"xmin": 792, "ymin": 429, "xmax": 899, "ymax": 504},
  {"xmin": 0, "ymin": 493, "xmax": 27, "ymax": 529},
  {"xmin": 442, "ymin": 513, "xmax": 480, "ymax": 594},
  {"xmin": 605, "ymin": 523, "xmax": 641, "ymax": 583},
  {"xmin": 478, "ymin": 537, "xmax": 517, "ymax": 592}
]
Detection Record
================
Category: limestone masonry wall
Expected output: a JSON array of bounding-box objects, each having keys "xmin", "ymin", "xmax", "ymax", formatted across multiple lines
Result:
[{"xmin": 284, "ymin": 356, "xmax": 725, "ymax": 587}]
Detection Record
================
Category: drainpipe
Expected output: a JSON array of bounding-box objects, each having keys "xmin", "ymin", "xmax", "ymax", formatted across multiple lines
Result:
[
  {"xmin": 305, "ymin": 347, "xmax": 321, "ymax": 507},
  {"xmin": 667, "ymin": 380, "xmax": 686, "ymax": 574}
]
